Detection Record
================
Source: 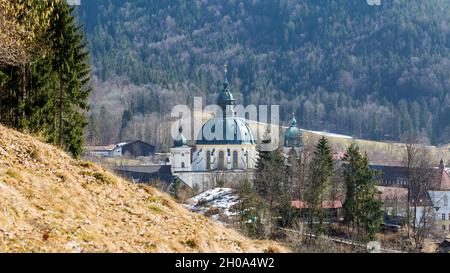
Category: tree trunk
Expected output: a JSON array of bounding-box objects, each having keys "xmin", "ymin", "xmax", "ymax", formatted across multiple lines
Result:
[{"xmin": 58, "ymin": 70, "xmax": 63, "ymax": 146}]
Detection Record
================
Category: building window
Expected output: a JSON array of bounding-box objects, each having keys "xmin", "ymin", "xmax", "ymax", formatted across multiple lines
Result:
[
  {"xmin": 218, "ymin": 151, "xmax": 225, "ymax": 170},
  {"xmin": 443, "ymin": 225, "xmax": 447, "ymax": 231},
  {"xmin": 442, "ymin": 214, "xmax": 446, "ymax": 221},
  {"xmin": 206, "ymin": 151, "xmax": 211, "ymax": 170},
  {"xmin": 181, "ymin": 153, "xmax": 185, "ymax": 157},
  {"xmin": 233, "ymin": 151, "xmax": 238, "ymax": 169},
  {"xmin": 444, "ymin": 195, "xmax": 448, "ymax": 207},
  {"xmin": 181, "ymin": 162, "xmax": 185, "ymax": 169}
]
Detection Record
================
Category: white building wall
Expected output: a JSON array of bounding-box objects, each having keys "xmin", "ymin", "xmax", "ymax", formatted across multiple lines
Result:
[
  {"xmin": 428, "ymin": 191, "xmax": 450, "ymax": 235},
  {"xmin": 176, "ymin": 171, "xmax": 255, "ymax": 192},
  {"xmin": 170, "ymin": 146, "xmax": 192, "ymax": 173},
  {"xmin": 191, "ymin": 144, "xmax": 257, "ymax": 172}
]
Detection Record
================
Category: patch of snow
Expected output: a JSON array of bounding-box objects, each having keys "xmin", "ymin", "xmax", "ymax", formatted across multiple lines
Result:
[
  {"xmin": 191, "ymin": 188, "xmax": 233, "ymax": 203},
  {"xmin": 308, "ymin": 130, "xmax": 353, "ymax": 139},
  {"xmin": 185, "ymin": 188, "xmax": 240, "ymax": 223}
]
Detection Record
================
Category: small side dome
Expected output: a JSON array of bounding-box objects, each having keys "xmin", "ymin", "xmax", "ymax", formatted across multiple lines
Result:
[
  {"xmin": 285, "ymin": 115, "xmax": 302, "ymax": 147},
  {"xmin": 173, "ymin": 126, "xmax": 188, "ymax": 147}
]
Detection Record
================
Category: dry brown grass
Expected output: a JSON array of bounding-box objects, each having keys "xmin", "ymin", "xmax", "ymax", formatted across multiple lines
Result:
[
  {"xmin": 302, "ymin": 131, "xmax": 449, "ymax": 163},
  {"xmin": 0, "ymin": 124, "xmax": 288, "ymax": 253}
]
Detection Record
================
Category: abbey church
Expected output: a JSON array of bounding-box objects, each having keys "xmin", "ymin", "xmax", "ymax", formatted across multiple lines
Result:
[{"xmin": 170, "ymin": 76, "xmax": 302, "ymax": 191}]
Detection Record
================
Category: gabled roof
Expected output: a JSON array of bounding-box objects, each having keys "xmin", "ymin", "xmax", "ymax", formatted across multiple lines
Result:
[
  {"xmin": 119, "ymin": 140, "xmax": 155, "ymax": 148},
  {"xmin": 427, "ymin": 190, "xmax": 449, "ymax": 208},
  {"xmin": 84, "ymin": 145, "xmax": 117, "ymax": 152},
  {"xmin": 291, "ymin": 200, "xmax": 342, "ymax": 209},
  {"xmin": 441, "ymin": 170, "xmax": 450, "ymax": 190},
  {"xmin": 370, "ymin": 165, "xmax": 408, "ymax": 186},
  {"xmin": 115, "ymin": 165, "xmax": 171, "ymax": 174},
  {"xmin": 430, "ymin": 168, "xmax": 450, "ymax": 191}
]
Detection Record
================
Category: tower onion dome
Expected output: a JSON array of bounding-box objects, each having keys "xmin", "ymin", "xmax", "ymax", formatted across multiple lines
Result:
[
  {"xmin": 284, "ymin": 115, "xmax": 302, "ymax": 147},
  {"xmin": 173, "ymin": 125, "xmax": 188, "ymax": 147},
  {"xmin": 218, "ymin": 78, "xmax": 235, "ymax": 113}
]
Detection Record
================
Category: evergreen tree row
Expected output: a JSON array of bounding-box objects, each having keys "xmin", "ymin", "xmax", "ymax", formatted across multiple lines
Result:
[
  {"xmin": 241, "ymin": 135, "xmax": 383, "ymax": 244},
  {"xmin": 0, "ymin": 2, "xmax": 91, "ymax": 157}
]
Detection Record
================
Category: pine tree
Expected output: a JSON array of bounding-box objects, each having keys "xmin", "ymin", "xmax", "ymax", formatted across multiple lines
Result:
[
  {"xmin": 342, "ymin": 144, "xmax": 362, "ymax": 232},
  {"xmin": 254, "ymin": 129, "xmax": 287, "ymax": 235},
  {"xmin": 47, "ymin": 2, "xmax": 91, "ymax": 157},
  {"xmin": 254, "ymin": 129, "xmax": 275, "ymax": 197},
  {"xmin": 237, "ymin": 179, "xmax": 265, "ymax": 238},
  {"xmin": 305, "ymin": 137, "xmax": 334, "ymax": 237},
  {"xmin": 119, "ymin": 109, "xmax": 133, "ymax": 141},
  {"xmin": 342, "ymin": 144, "xmax": 383, "ymax": 241},
  {"xmin": 358, "ymin": 154, "xmax": 383, "ymax": 241}
]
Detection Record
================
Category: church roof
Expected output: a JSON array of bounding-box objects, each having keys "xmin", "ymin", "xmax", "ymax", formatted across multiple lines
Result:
[{"xmin": 196, "ymin": 117, "xmax": 256, "ymax": 145}]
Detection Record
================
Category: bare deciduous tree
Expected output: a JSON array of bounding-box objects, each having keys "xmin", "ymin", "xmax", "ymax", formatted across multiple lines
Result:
[
  {"xmin": 402, "ymin": 133, "xmax": 436, "ymax": 250},
  {"xmin": 0, "ymin": 0, "xmax": 60, "ymax": 66}
]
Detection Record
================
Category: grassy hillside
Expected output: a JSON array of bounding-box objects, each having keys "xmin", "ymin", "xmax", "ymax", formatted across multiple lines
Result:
[
  {"xmin": 0, "ymin": 125, "xmax": 286, "ymax": 253},
  {"xmin": 301, "ymin": 131, "xmax": 450, "ymax": 164}
]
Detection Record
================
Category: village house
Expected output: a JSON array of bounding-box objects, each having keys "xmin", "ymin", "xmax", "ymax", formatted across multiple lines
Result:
[
  {"xmin": 374, "ymin": 160, "xmax": 450, "ymax": 235},
  {"xmin": 290, "ymin": 200, "xmax": 343, "ymax": 222},
  {"xmin": 114, "ymin": 165, "xmax": 174, "ymax": 188},
  {"xmin": 84, "ymin": 140, "xmax": 155, "ymax": 158}
]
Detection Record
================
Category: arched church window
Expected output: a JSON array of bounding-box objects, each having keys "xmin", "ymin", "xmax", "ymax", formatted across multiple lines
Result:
[
  {"xmin": 233, "ymin": 151, "xmax": 238, "ymax": 169},
  {"xmin": 219, "ymin": 151, "xmax": 225, "ymax": 170},
  {"xmin": 181, "ymin": 162, "xmax": 185, "ymax": 169},
  {"xmin": 206, "ymin": 151, "xmax": 211, "ymax": 170},
  {"xmin": 246, "ymin": 152, "xmax": 249, "ymax": 169},
  {"xmin": 444, "ymin": 195, "xmax": 448, "ymax": 207}
]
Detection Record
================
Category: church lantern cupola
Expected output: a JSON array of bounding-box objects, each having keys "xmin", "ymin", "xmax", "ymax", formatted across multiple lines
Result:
[
  {"xmin": 173, "ymin": 125, "xmax": 188, "ymax": 147},
  {"xmin": 218, "ymin": 64, "xmax": 235, "ymax": 117}
]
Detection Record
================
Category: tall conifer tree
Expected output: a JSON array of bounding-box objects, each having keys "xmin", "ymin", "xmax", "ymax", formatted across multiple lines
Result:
[
  {"xmin": 47, "ymin": 2, "xmax": 91, "ymax": 157},
  {"xmin": 306, "ymin": 137, "xmax": 334, "ymax": 237}
]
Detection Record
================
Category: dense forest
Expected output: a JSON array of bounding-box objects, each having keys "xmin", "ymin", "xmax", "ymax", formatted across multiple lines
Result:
[
  {"xmin": 77, "ymin": 0, "xmax": 450, "ymax": 146},
  {"xmin": 0, "ymin": 1, "xmax": 91, "ymax": 157}
]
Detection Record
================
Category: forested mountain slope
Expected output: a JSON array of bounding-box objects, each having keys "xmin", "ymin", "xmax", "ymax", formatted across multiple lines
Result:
[{"xmin": 77, "ymin": 0, "xmax": 450, "ymax": 145}]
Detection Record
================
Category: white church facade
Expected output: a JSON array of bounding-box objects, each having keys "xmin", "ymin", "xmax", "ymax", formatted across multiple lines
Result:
[{"xmin": 170, "ymin": 76, "xmax": 302, "ymax": 191}]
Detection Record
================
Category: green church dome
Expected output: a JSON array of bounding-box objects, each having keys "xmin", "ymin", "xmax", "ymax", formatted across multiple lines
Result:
[
  {"xmin": 197, "ymin": 117, "xmax": 256, "ymax": 145},
  {"xmin": 285, "ymin": 115, "xmax": 302, "ymax": 147}
]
